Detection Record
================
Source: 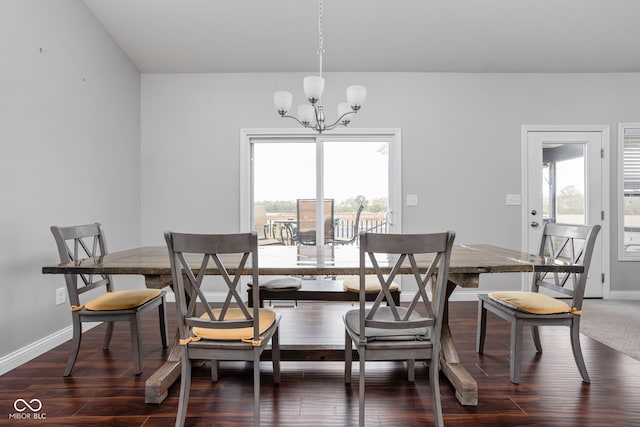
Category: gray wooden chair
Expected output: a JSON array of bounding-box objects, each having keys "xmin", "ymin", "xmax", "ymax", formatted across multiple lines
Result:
[
  {"xmin": 165, "ymin": 231, "xmax": 281, "ymax": 427},
  {"xmin": 50, "ymin": 223, "xmax": 168, "ymax": 376},
  {"xmin": 476, "ymin": 222, "xmax": 601, "ymax": 384},
  {"xmin": 344, "ymin": 231, "xmax": 455, "ymax": 427}
]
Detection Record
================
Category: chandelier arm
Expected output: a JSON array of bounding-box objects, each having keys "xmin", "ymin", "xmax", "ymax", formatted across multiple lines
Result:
[
  {"xmin": 323, "ymin": 110, "xmax": 357, "ymax": 130},
  {"xmin": 279, "ymin": 114, "xmax": 310, "ymax": 129},
  {"xmin": 324, "ymin": 122, "xmax": 348, "ymax": 131}
]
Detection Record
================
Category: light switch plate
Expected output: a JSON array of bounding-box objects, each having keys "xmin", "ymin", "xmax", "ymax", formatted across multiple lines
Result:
[
  {"xmin": 406, "ymin": 194, "xmax": 418, "ymax": 207},
  {"xmin": 506, "ymin": 194, "xmax": 522, "ymax": 206}
]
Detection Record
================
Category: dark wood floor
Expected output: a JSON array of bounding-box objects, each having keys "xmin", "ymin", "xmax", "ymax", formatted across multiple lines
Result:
[{"xmin": 2, "ymin": 301, "xmax": 640, "ymax": 426}]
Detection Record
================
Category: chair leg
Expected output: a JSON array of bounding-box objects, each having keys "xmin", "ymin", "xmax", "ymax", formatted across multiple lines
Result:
[
  {"xmin": 476, "ymin": 299, "xmax": 487, "ymax": 353},
  {"xmin": 129, "ymin": 315, "xmax": 143, "ymax": 375},
  {"xmin": 570, "ymin": 318, "xmax": 590, "ymax": 383},
  {"xmin": 344, "ymin": 331, "xmax": 352, "ymax": 384},
  {"xmin": 358, "ymin": 347, "xmax": 366, "ymax": 427},
  {"xmin": 210, "ymin": 361, "xmax": 219, "ymax": 382},
  {"xmin": 272, "ymin": 328, "xmax": 281, "ymax": 384},
  {"xmin": 103, "ymin": 321, "xmax": 114, "ymax": 349},
  {"xmin": 407, "ymin": 359, "xmax": 415, "ymax": 382},
  {"xmin": 159, "ymin": 298, "xmax": 169, "ymax": 349},
  {"xmin": 175, "ymin": 348, "xmax": 192, "ymax": 427},
  {"xmin": 430, "ymin": 357, "xmax": 444, "ymax": 427},
  {"xmin": 532, "ymin": 325, "xmax": 543, "ymax": 353},
  {"xmin": 253, "ymin": 348, "xmax": 261, "ymax": 427},
  {"xmin": 64, "ymin": 315, "xmax": 83, "ymax": 376},
  {"xmin": 510, "ymin": 319, "xmax": 523, "ymax": 384}
]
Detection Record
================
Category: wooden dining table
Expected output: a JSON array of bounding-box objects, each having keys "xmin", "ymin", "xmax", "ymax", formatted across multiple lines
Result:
[{"xmin": 42, "ymin": 243, "xmax": 582, "ymax": 406}]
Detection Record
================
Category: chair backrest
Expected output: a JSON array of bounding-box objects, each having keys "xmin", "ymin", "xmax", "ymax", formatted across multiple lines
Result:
[
  {"xmin": 353, "ymin": 204, "xmax": 364, "ymax": 233},
  {"xmin": 50, "ymin": 223, "xmax": 113, "ymax": 307},
  {"xmin": 253, "ymin": 205, "xmax": 268, "ymax": 238},
  {"xmin": 358, "ymin": 231, "xmax": 455, "ymax": 345},
  {"xmin": 164, "ymin": 232, "xmax": 261, "ymax": 342},
  {"xmin": 533, "ymin": 223, "xmax": 601, "ymax": 309},
  {"xmin": 296, "ymin": 199, "xmax": 334, "ymax": 244},
  {"xmin": 337, "ymin": 205, "xmax": 364, "ymax": 244}
]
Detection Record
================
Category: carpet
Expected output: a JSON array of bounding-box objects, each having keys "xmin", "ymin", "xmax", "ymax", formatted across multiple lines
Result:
[{"xmin": 580, "ymin": 299, "xmax": 640, "ymax": 361}]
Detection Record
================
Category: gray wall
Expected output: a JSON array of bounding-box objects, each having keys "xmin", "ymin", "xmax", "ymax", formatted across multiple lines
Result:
[
  {"xmin": 141, "ymin": 72, "xmax": 640, "ymax": 295},
  {"xmin": 0, "ymin": 0, "xmax": 141, "ymax": 360}
]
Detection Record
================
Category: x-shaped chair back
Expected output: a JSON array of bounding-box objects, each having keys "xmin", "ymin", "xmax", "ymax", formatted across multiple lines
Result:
[
  {"xmin": 51, "ymin": 223, "xmax": 112, "ymax": 307},
  {"xmin": 358, "ymin": 231, "xmax": 456, "ymax": 346},
  {"xmin": 533, "ymin": 222, "xmax": 601, "ymax": 309},
  {"xmin": 165, "ymin": 232, "xmax": 260, "ymax": 344}
]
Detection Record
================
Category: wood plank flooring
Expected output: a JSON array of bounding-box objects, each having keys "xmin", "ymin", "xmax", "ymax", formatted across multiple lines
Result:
[{"xmin": 1, "ymin": 301, "xmax": 639, "ymax": 426}]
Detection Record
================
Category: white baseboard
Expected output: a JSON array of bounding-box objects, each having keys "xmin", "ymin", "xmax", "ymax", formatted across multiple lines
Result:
[
  {"xmin": 607, "ymin": 290, "xmax": 640, "ymax": 300},
  {"xmin": 0, "ymin": 322, "xmax": 100, "ymax": 376}
]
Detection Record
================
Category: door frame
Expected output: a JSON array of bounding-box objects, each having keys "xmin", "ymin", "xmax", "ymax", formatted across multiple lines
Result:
[{"xmin": 521, "ymin": 125, "xmax": 610, "ymax": 298}]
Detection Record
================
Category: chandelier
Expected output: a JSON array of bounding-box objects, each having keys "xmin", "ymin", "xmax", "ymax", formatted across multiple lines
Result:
[{"xmin": 273, "ymin": 0, "xmax": 366, "ymax": 133}]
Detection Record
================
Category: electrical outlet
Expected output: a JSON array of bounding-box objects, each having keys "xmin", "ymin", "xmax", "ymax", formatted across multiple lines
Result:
[{"xmin": 56, "ymin": 287, "xmax": 66, "ymax": 305}]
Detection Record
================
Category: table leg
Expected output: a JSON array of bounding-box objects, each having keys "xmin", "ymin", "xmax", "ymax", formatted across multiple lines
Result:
[
  {"xmin": 144, "ymin": 274, "xmax": 181, "ymax": 404},
  {"xmin": 145, "ymin": 331, "xmax": 182, "ymax": 403},
  {"xmin": 437, "ymin": 275, "xmax": 479, "ymax": 406}
]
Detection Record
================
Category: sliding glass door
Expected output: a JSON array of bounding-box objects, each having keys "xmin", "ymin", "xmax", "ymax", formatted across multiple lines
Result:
[{"xmin": 242, "ymin": 130, "xmax": 401, "ymax": 246}]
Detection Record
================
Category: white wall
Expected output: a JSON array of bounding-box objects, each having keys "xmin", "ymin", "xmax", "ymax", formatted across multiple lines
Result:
[
  {"xmin": 0, "ymin": 0, "xmax": 141, "ymax": 362},
  {"xmin": 141, "ymin": 72, "xmax": 640, "ymax": 294}
]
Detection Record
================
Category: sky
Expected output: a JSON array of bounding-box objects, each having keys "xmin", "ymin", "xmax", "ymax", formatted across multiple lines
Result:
[{"xmin": 253, "ymin": 140, "xmax": 388, "ymax": 203}]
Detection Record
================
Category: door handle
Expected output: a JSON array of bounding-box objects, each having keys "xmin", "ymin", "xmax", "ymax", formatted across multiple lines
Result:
[
  {"xmin": 531, "ymin": 221, "xmax": 539, "ymax": 227},
  {"xmin": 385, "ymin": 211, "xmax": 393, "ymax": 226}
]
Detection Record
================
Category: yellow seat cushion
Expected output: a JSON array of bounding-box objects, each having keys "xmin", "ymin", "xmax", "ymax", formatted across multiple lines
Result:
[
  {"xmin": 192, "ymin": 308, "xmax": 277, "ymax": 341},
  {"xmin": 85, "ymin": 289, "xmax": 161, "ymax": 311},
  {"xmin": 342, "ymin": 276, "xmax": 399, "ymax": 293},
  {"xmin": 489, "ymin": 291, "xmax": 570, "ymax": 315}
]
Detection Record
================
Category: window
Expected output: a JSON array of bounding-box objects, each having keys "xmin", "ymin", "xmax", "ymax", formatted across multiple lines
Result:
[
  {"xmin": 619, "ymin": 123, "xmax": 640, "ymax": 260},
  {"xmin": 542, "ymin": 143, "xmax": 586, "ymax": 225},
  {"xmin": 240, "ymin": 129, "xmax": 401, "ymax": 245}
]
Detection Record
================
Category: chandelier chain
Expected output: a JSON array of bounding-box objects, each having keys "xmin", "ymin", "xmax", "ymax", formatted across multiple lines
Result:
[{"xmin": 317, "ymin": 0, "xmax": 324, "ymax": 77}]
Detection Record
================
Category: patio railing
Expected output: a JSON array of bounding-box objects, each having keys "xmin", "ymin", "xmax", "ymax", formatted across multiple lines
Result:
[{"xmin": 266, "ymin": 211, "xmax": 388, "ymax": 246}]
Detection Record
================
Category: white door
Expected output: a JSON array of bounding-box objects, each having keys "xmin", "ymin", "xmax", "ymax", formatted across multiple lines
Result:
[{"xmin": 523, "ymin": 127, "xmax": 609, "ymax": 298}]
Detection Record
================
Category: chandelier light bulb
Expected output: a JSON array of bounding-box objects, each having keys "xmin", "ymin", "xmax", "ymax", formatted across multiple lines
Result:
[
  {"xmin": 298, "ymin": 105, "xmax": 315, "ymax": 125},
  {"xmin": 273, "ymin": 91, "xmax": 293, "ymax": 115},
  {"xmin": 303, "ymin": 76, "xmax": 325, "ymax": 104},
  {"xmin": 346, "ymin": 85, "xmax": 367, "ymax": 111}
]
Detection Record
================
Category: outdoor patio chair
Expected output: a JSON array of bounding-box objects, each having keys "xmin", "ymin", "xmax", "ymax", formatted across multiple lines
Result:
[
  {"xmin": 333, "ymin": 204, "xmax": 364, "ymax": 245},
  {"xmin": 50, "ymin": 223, "xmax": 168, "ymax": 376},
  {"xmin": 165, "ymin": 231, "xmax": 281, "ymax": 427},
  {"xmin": 293, "ymin": 199, "xmax": 334, "ymax": 245},
  {"xmin": 476, "ymin": 222, "xmax": 601, "ymax": 384},
  {"xmin": 254, "ymin": 205, "xmax": 282, "ymax": 246},
  {"xmin": 344, "ymin": 231, "xmax": 455, "ymax": 427}
]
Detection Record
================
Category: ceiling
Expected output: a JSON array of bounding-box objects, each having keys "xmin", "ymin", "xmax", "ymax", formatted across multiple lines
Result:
[{"xmin": 84, "ymin": 0, "xmax": 640, "ymax": 74}]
